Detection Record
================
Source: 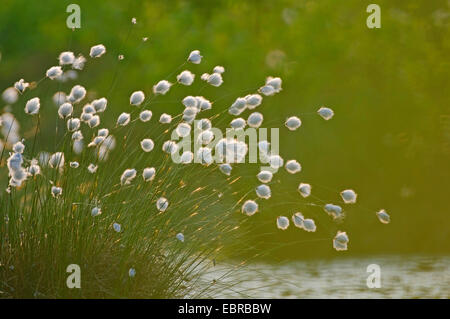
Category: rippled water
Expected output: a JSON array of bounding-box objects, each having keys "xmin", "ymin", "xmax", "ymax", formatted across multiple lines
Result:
[{"xmin": 201, "ymin": 256, "xmax": 449, "ymax": 298}]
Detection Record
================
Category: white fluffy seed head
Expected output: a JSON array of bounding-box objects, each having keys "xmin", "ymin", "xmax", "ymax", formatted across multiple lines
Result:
[
  {"xmin": 298, "ymin": 183, "xmax": 311, "ymax": 198},
  {"xmin": 117, "ymin": 112, "xmax": 131, "ymax": 126},
  {"xmin": 256, "ymin": 184, "xmax": 271, "ymax": 199},
  {"xmin": 91, "ymin": 206, "xmax": 102, "ymax": 216},
  {"xmin": 89, "ymin": 44, "xmax": 106, "ymax": 58},
  {"xmin": 52, "ymin": 92, "xmax": 67, "ymax": 106},
  {"xmin": 324, "ymin": 204, "xmax": 344, "ymax": 220},
  {"xmin": 51, "ymin": 186, "xmax": 62, "ymax": 198},
  {"xmin": 73, "ymin": 55, "xmax": 86, "ymax": 70},
  {"xmin": 207, "ymin": 73, "xmax": 223, "ymax": 87},
  {"xmin": 143, "ymin": 167, "xmax": 156, "ymax": 182},
  {"xmin": 376, "ymin": 209, "xmax": 390, "ymax": 224},
  {"xmin": 2, "ymin": 87, "xmax": 19, "ymax": 104},
  {"xmin": 58, "ymin": 103, "xmax": 73, "ymax": 119},
  {"xmin": 196, "ymin": 118, "xmax": 212, "ymax": 131},
  {"xmin": 197, "ymin": 130, "xmax": 214, "ymax": 145},
  {"xmin": 87, "ymin": 164, "xmax": 98, "ymax": 173},
  {"xmin": 176, "ymin": 233, "xmax": 185, "ymax": 242},
  {"xmin": 113, "ymin": 223, "xmax": 121, "ymax": 232},
  {"xmin": 187, "ymin": 50, "xmax": 202, "ymax": 64},
  {"xmin": 177, "ymin": 70, "xmax": 195, "ymax": 86},
  {"xmin": 162, "ymin": 140, "xmax": 178, "ymax": 154},
  {"xmin": 266, "ymin": 76, "xmax": 282, "ymax": 93},
  {"xmin": 269, "ymin": 154, "xmax": 284, "ymax": 169},
  {"xmin": 292, "ymin": 213, "xmax": 304, "ymax": 228},
  {"xmin": 247, "ymin": 112, "xmax": 263, "ymax": 128},
  {"xmin": 175, "ymin": 123, "xmax": 191, "ymax": 137},
  {"xmin": 46, "ymin": 66, "xmax": 63, "ymax": 80},
  {"xmin": 180, "ymin": 151, "xmax": 194, "ymax": 164},
  {"xmin": 71, "ymin": 130, "xmax": 83, "ymax": 141},
  {"xmin": 140, "ymin": 138, "xmax": 154, "ymax": 152},
  {"xmin": 317, "ymin": 107, "xmax": 334, "ymax": 120},
  {"xmin": 219, "ymin": 163, "xmax": 232, "ymax": 176},
  {"xmin": 258, "ymin": 85, "xmax": 275, "ymax": 96},
  {"xmin": 245, "ymin": 94, "xmax": 263, "ymax": 109},
  {"xmin": 277, "ymin": 216, "xmax": 289, "ymax": 230},
  {"xmin": 333, "ymin": 231, "xmax": 349, "ymax": 251},
  {"xmin": 153, "ymin": 80, "xmax": 172, "ymax": 95},
  {"xmin": 25, "ymin": 97, "xmax": 40, "ymax": 115},
  {"xmin": 213, "ymin": 65, "xmax": 225, "ymax": 74},
  {"xmin": 340, "ymin": 189, "xmax": 357, "ymax": 204},
  {"xmin": 58, "ymin": 51, "xmax": 75, "ymax": 65},
  {"xmin": 70, "ymin": 161, "xmax": 79, "ymax": 168},
  {"xmin": 49, "ymin": 152, "xmax": 64, "ymax": 169},
  {"xmin": 196, "ymin": 147, "xmax": 213, "ymax": 166},
  {"xmin": 120, "ymin": 168, "xmax": 137, "ymax": 185},
  {"xmin": 257, "ymin": 170, "xmax": 273, "ymax": 183},
  {"xmin": 68, "ymin": 85, "xmax": 86, "ymax": 103},
  {"xmin": 196, "ymin": 96, "xmax": 212, "ymax": 110},
  {"xmin": 230, "ymin": 118, "xmax": 246, "ymax": 130},
  {"xmin": 92, "ymin": 98, "xmax": 107, "ymax": 112},
  {"xmin": 98, "ymin": 128, "xmax": 109, "ymax": 137},
  {"xmin": 139, "ymin": 110, "xmax": 152, "ymax": 122},
  {"xmin": 285, "ymin": 116, "xmax": 301, "ymax": 130},
  {"xmin": 232, "ymin": 98, "xmax": 248, "ymax": 112},
  {"xmin": 12, "ymin": 141, "xmax": 25, "ymax": 154},
  {"xmin": 14, "ymin": 79, "xmax": 29, "ymax": 93},
  {"xmin": 159, "ymin": 113, "xmax": 172, "ymax": 124},
  {"xmin": 303, "ymin": 218, "xmax": 317, "ymax": 232},
  {"xmin": 130, "ymin": 91, "xmax": 145, "ymax": 106},
  {"xmin": 201, "ymin": 73, "xmax": 209, "ymax": 81},
  {"xmin": 242, "ymin": 200, "xmax": 258, "ymax": 216},
  {"xmin": 285, "ymin": 160, "xmax": 301, "ymax": 174},
  {"xmin": 182, "ymin": 96, "xmax": 198, "ymax": 108},
  {"xmin": 67, "ymin": 118, "xmax": 81, "ymax": 132},
  {"xmin": 156, "ymin": 197, "xmax": 169, "ymax": 212},
  {"xmin": 88, "ymin": 115, "xmax": 100, "ymax": 128}
]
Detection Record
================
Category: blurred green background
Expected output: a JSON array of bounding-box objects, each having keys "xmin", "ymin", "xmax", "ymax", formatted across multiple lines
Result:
[{"xmin": 0, "ymin": 0, "xmax": 448, "ymax": 259}]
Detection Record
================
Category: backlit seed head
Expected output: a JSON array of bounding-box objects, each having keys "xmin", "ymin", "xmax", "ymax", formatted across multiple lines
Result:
[
  {"xmin": 120, "ymin": 168, "xmax": 137, "ymax": 185},
  {"xmin": 162, "ymin": 140, "xmax": 178, "ymax": 154},
  {"xmin": 196, "ymin": 96, "xmax": 212, "ymax": 110},
  {"xmin": 70, "ymin": 161, "xmax": 79, "ymax": 168},
  {"xmin": 324, "ymin": 204, "xmax": 344, "ymax": 220},
  {"xmin": 302, "ymin": 218, "xmax": 317, "ymax": 232},
  {"xmin": 51, "ymin": 186, "xmax": 62, "ymax": 198},
  {"xmin": 376, "ymin": 209, "xmax": 390, "ymax": 224},
  {"xmin": 98, "ymin": 128, "xmax": 109, "ymax": 137},
  {"xmin": 67, "ymin": 118, "xmax": 81, "ymax": 132},
  {"xmin": 2, "ymin": 87, "xmax": 18, "ymax": 104},
  {"xmin": 177, "ymin": 70, "xmax": 195, "ymax": 86},
  {"xmin": 92, "ymin": 98, "xmax": 107, "ymax": 112},
  {"xmin": 258, "ymin": 85, "xmax": 275, "ymax": 96},
  {"xmin": 285, "ymin": 116, "xmax": 301, "ymax": 131},
  {"xmin": 46, "ymin": 66, "xmax": 63, "ymax": 80},
  {"xmin": 72, "ymin": 55, "xmax": 86, "ymax": 70},
  {"xmin": 257, "ymin": 170, "xmax": 273, "ymax": 183},
  {"xmin": 68, "ymin": 85, "xmax": 86, "ymax": 103},
  {"xmin": 89, "ymin": 44, "xmax": 106, "ymax": 58},
  {"xmin": 207, "ymin": 73, "xmax": 223, "ymax": 87},
  {"xmin": 180, "ymin": 151, "xmax": 194, "ymax": 164},
  {"xmin": 245, "ymin": 94, "xmax": 263, "ymax": 109},
  {"xmin": 14, "ymin": 79, "xmax": 29, "ymax": 93},
  {"xmin": 88, "ymin": 164, "xmax": 98, "ymax": 173},
  {"xmin": 128, "ymin": 268, "xmax": 136, "ymax": 278},
  {"xmin": 317, "ymin": 107, "xmax": 334, "ymax": 120},
  {"xmin": 266, "ymin": 76, "xmax": 282, "ymax": 93},
  {"xmin": 142, "ymin": 167, "xmax": 156, "ymax": 182},
  {"xmin": 28, "ymin": 162, "xmax": 41, "ymax": 176},
  {"xmin": 242, "ymin": 200, "xmax": 258, "ymax": 216},
  {"xmin": 159, "ymin": 113, "xmax": 172, "ymax": 124},
  {"xmin": 256, "ymin": 184, "xmax": 271, "ymax": 199},
  {"xmin": 182, "ymin": 96, "xmax": 198, "ymax": 108},
  {"xmin": 187, "ymin": 50, "xmax": 202, "ymax": 64},
  {"xmin": 333, "ymin": 231, "xmax": 349, "ymax": 251},
  {"xmin": 258, "ymin": 141, "xmax": 271, "ymax": 154},
  {"xmin": 213, "ymin": 65, "xmax": 225, "ymax": 74},
  {"xmin": 183, "ymin": 107, "xmax": 198, "ymax": 123},
  {"xmin": 58, "ymin": 51, "xmax": 75, "ymax": 65},
  {"xmin": 277, "ymin": 216, "xmax": 289, "ymax": 230},
  {"xmin": 83, "ymin": 104, "xmax": 96, "ymax": 114},
  {"xmin": 88, "ymin": 115, "xmax": 100, "ymax": 128},
  {"xmin": 197, "ymin": 130, "xmax": 214, "ymax": 145},
  {"xmin": 298, "ymin": 183, "xmax": 311, "ymax": 198},
  {"xmin": 140, "ymin": 138, "xmax": 154, "ymax": 152},
  {"xmin": 196, "ymin": 118, "xmax": 212, "ymax": 131},
  {"xmin": 80, "ymin": 112, "xmax": 93, "ymax": 122},
  {"xmin": 58, "ymin": 103, "xmax": 73, "ymax": 119},
  {"xmin": 340, "ymin": 189, "xmax": 357, "ymax": 204},
  {"xmin": 176, "ymin": 233, "xmax": 185, "ymax": 242},
  {"xmin": 196, "ymin": 147, "xmax": 213, "ymax": 166},
  {"xmin": 230, "ymin": 118, "xmax": 246, "ymax": 130},
  {"xmin": 292, "ymin": 213, "xmax": 304, "ymax": 228},
  {"xmin": 71, "ymin": 131, "xmax": 83, "ymax": 142},
  {"xmin": 25, "ymin": 97, "xmax": 40, "ymax": 115},
  {"xmin": 113, "ymin": 223, "xmax": 121, "ymax": 233},
  {"xmin": 269, "ymin": 154, "xmax": 284, "ymax": 169},
  {"xmin": 176, "ymin": 123, "xmax": 191, "ymax": 137},
  {"xmin": 130, "ymin": 91, "xmax": 145, "ymax": 106},
  {"xmin": 49, "ymin": 152, "xmax": 64, "ymax": 169},
  {"xmin": 117, "ymin": 112, "xmax": 131, "ymax": 126},
  {"xmin": 91, "ymin": 206, "xmax": 101, "ymax": 216},
  {"xmin": 247, "ymin": 112, "xmax": 263, "ymax": 128},
  {"xmin": 153, "ymin": 80, "xmax": 172, "ymax": 95},
  {"xmin": 285, "ymin": 160, "xmax": 301, "ymax": 174},
  {"xmin": 201, "ymin": 73, "xmax": 209, "ymax": 81},
  {"xmin": 13, "ymin": 141, "xmax": 25, "ymax": 154},
  {"xmin": 53, "ymin": 92, "xmax": 67, "ymax": 106},
  {"xmin": 156, "ymin": 197, "xmax": 169, "ymax": 212},
  {"xmin": 139, "ymin": 110, "xmax": 152, "ymax": 122},
  {"xmin": 219, "ymin": 163, "xmax": 232, "ymax": 176}
]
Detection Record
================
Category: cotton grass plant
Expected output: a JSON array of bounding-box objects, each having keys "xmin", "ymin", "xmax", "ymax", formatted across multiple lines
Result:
[{"xmin": 0, "ymin": 27, "xmax": 391, "ymax": 298}]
